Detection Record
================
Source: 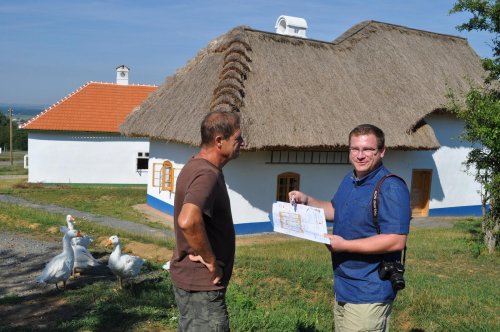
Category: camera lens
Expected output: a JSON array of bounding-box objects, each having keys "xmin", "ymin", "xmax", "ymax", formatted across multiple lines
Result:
[{"xmin": 390, "ymin": 273, "xmax": 405, "ymax": 290}]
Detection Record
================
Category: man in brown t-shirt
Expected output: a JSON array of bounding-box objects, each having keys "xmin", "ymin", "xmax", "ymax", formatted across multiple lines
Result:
[{"xmin": 170, "ymin": 110, "xmax": 244, "ymax": 332}]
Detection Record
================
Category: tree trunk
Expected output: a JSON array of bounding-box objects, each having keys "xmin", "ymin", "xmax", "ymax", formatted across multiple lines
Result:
[{"xmin": 483, "ymin": 217, "xmax": 499, "ymax": 254}]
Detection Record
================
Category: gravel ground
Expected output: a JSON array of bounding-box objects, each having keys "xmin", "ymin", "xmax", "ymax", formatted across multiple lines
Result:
[
  {"xmin": 0, "ymin": 231, "xmax": 112, "ymax": 297},
  {"xmin": 0, "ymin": 231, "xmax": 116, "ymax": 330},
  {"xmin": 0, "ymin": 231, "xmax": 60, "ymax": 298}
]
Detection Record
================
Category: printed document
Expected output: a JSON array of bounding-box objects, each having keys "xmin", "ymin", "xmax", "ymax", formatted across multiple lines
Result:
[{"xmin": 272, "ymin": 201, "xmax": 329, "ymax": 244}]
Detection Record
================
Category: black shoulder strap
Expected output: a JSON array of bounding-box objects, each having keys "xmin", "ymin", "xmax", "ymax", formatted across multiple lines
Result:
[
  {"xmin": 371, "ymin": 174, "xmax": 406, "ymax": 234},
  {"xmin": 372, "ymin": 173, "xmax": 408, "ymax": 264}
]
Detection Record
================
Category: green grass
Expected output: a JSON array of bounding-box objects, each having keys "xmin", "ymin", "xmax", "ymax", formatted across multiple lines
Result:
[
  {"xmin": 0, "ymin": 177, "xmax": 27, "ymax": 190},
  {"xmin": 0, "ymin": 293, "xmax": 21, "ymax": 305},
  {"xmin": 228, "ymin": 240, "xmax": 334, "ymax": 331},
  {"xmin": 48, "ymin": 220, "xmax": 500, "ymax": 330},
  {"xmin": 58, "ymin": 264, "xmax": 177, "ymax": 332},
  {"xmin": 0, "ymin": 182, "xmax": 156, "ymax": 226},
  {"xmin": 3, "ymin": 217, "xmax": 498, "ymax": 331},
  {"xmin": 0, "ymin": 150, "xmax": 25, "ymax": 162},
  {"xmin": 391, "ymin": 219, "xmax": 500, "ymax": 331},
  {"xmin": 0, "ymin": 164, "xmax": 28, "ymax": 175},
  {"xmin": 0, "ymin": 202, "xmax": 174, "ymax": 249},
  {"xmin": 0, "ymin": 179, "xmax": 498, "ymax": 331},
  {"xmin": 0, "ymin": 150, "xmax": 27, "ymax": 175}
]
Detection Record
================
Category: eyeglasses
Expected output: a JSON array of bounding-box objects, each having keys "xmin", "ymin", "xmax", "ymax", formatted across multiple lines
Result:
[{"xmin": 349, "ymin": 147, "xmax": 378, "ymax": 156}]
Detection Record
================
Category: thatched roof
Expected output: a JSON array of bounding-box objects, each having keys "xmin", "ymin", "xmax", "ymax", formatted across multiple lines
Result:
[{"xmin": 121, "ymin": 20, "xmax": 486, "ymax": 151}]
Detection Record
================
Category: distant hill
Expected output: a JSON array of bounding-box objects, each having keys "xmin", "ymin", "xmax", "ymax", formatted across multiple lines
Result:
[{"xmin": 0, "ymin": 103, "xmax": 47, "ymax": 120}]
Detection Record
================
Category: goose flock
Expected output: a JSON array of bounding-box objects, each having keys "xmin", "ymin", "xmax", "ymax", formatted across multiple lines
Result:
[{"xmin": 36, "ymin": 215, "xmax": 145, "ymax": 291}]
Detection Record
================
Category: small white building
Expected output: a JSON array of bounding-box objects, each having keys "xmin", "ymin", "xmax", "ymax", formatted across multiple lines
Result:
[
  {"xmin": 121, "ymin": 21, "xmax": 487, "ymax": 234},
  {"xmin": 21, "ymin": 66, "xmax": 157, "ymax": 184}
]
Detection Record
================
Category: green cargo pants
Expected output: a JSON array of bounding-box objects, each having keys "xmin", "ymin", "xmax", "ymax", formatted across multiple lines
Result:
[{"xmin": 173, "ymin": 285, "xmax": 229, "ymax": 332}]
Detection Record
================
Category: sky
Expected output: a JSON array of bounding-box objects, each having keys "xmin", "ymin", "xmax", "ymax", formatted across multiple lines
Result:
[{"xmin": 0, "ymin": 0, "xmax": 495, "ymax": 107}]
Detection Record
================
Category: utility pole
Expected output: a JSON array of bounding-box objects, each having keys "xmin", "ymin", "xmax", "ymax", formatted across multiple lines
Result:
[{"xmin": 9, "ymin": 108, "xmax": 13, "ymax": 165}]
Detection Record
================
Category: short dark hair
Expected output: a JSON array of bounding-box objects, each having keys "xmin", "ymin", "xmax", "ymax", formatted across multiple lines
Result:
[
  {"xmin": 201, "ymin": 111, "xmax": 241, "ymax": 146},
  {"xmin": 349, "ymin": 124, "xmax": 385, "ymax": 149}
]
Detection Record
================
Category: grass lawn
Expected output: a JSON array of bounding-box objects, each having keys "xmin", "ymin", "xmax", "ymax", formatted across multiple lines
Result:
[
  {"xmin": 0, "ymin": 181, "xmax": 174, "ymax": 251},
  {"xmin": 0, "ymin": 182, "xmax": 498, "ymax": 331},
  {"xmin": 0, "ymin": 150, "xmax": 25, "ymax": 162},
  {"xmin": 0, "ymin": 164, "xmax": 27, "ymax": 175},
  {"xmin": 0, "ymin": 151, "xmax": 27, "ymax": 175},
  {"xmin": 0, "ymin": 182, "xmax": 151, "ymax": 225},
  {"xmin": 59, "ymin": 219, "xmax": 499, "ymax": 332}
]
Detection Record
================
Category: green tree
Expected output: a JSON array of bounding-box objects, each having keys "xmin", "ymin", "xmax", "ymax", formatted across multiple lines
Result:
[
  {"xmin": 13, "ymin": 124, "xmax": 28, "ymax": 150},
  {"xmin": 449, "ymin": 0, "xmax": 500, "ymax": 253},
  {"xmin": 0, "ymin": 111, "xmax": 28, "ymax": 152},
  {"xmin": 0, "ymin": 112, "xmax": 9, "ymax": 151}
]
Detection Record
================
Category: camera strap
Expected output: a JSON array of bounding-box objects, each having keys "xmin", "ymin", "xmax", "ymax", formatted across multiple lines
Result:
[{"xmin": 372, "ymin": 174, "xmax": 407, "ymax": 265}]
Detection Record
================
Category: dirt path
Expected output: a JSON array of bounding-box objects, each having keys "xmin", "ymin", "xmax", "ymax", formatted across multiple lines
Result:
[{"xmin": 0, "ymin": 231, "xmax": 61, "ymax": 298}]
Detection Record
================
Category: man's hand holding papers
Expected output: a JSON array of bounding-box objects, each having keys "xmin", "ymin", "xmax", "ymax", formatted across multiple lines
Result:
[{"xmin": 272, "ymin": 201, "xmax": 329, "ymax": 244}]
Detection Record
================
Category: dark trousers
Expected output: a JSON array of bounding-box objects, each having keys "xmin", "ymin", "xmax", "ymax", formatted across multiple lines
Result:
[{"xmin": 173, "ymin": 285, "xmax": 229, "ymax": 332}]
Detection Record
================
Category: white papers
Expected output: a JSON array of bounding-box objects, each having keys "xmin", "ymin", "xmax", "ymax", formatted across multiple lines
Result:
[{"xmin": 272, "ymin": 201, "xmax": 329, "ymax": 244}]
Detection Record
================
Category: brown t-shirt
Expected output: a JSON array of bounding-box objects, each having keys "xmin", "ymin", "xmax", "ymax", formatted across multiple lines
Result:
[{"xmin": 170, "ymin": 158, "xmax": 235, "ymax": 291}]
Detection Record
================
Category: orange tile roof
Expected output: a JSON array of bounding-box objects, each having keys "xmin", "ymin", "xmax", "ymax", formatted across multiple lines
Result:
[{"xmin": 21, "ymin": 82, "xmax": 157, "ymax": 133}]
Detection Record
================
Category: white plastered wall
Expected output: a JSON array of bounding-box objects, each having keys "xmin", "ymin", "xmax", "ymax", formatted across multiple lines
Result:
[
  {"xmin": 27, "ymin": 132, "xmax": 150, "ymax": 184},
  {"xmin": 149, "ymin": 113, "xmax": 482, "ymax": 225},
  {"xmin": 149, "ymin": 140, "xmax": 351, "ymax": 225},
  {"xmin": 381, "ymin": 113, "xmax": 481, "ymax": 210}
]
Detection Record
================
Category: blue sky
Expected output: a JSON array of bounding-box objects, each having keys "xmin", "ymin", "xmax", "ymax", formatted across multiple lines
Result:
[{"xmin": 0, "ymin": 0, "xmax": 495, "ymax": 106}]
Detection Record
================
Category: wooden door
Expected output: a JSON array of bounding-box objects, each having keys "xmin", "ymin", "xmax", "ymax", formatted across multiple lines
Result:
[{"xmin": 410, "ymin": 169, "xmax": 432, "ymax": 217}]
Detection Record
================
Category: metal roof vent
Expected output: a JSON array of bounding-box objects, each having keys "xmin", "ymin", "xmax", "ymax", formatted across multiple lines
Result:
[
  {"xmin": 116, "ymin": 65, "xmax": 129, "ymax": 85},
  {"xmin": 275, "ymin": 15, "xmax": 308, "ymax": 38}
]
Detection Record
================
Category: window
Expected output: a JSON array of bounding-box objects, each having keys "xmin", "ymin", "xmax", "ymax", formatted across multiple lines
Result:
[
  {"xmin": 161, "ymin": 161, "xmax": 174, "ymax": 192},
  {"xmin": 276, "ymin": 172, "xmax": 300, "ymax": 202},
  {"xmin": 268, "ymin": 150, "xmax": 349, "ymax": 164},
  {"xmin": 152, "ymin": 163, "xmax": 163, "ymax": 187},
  {"xmin": 137, "ymin": 152, "xmax": 149, "ymax": 171},
  {"xmin": 151, "ymin": 160, "xmax": 175, "ymax": 192}
]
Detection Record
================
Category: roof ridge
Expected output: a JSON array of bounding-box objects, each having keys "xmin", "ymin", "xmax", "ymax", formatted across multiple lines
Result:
[
  {"xmin": 369, "ymin": 20, "xmax": 466, "ymax": 40},
  {"xmin": 334, "ymin": 20, "xmax": 466, "ymax": 46},
  {"xmin": 333, "ymin": 20, "xmax": 373, "ymax": 44},
  {"xmin": 20, "ymin": 82, "xmax": 92, "ymax": 129},
  {"xmin": 87, "ymin": 81, "xmax": 158, "ymax": 87}
]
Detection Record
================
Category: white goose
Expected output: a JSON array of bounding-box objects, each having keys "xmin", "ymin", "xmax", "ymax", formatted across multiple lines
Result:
[
  {"xmin": 72, "ymin": 243, "xmax": 103, "ymax": 275},
  {"xmin": 36, "ymin": 229, "xmax": 82, "ymax": 290},
  {"xmin": 106, "ymin": 235, "xmax": 145, "ymax": 289},
  {"xmin": 59, "ymin": 215, "xmax": 102, "ymax": 275},
  {"xmin": 62, "ymin": 214, "xmax": 94, "ymax": 248}
]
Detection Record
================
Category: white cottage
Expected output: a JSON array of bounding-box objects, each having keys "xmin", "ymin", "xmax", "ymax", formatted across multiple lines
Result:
[
  {"xmin": 121, "ymin": 21, "xmax": 487, "ymax": 234},
  {"xmin": 21, "ymin": 66, "xmax": 157, "ymax": 184}
]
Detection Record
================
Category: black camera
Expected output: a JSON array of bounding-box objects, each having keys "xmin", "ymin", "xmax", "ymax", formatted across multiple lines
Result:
[{"xmin": 378, "ymin": 261, "xmax": 405, "ymax": 291}]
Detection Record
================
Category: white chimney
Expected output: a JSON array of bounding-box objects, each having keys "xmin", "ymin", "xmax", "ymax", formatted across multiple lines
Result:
[
  {"xmin": 116, "ymin": 65, "xmax": 129, "ymax": 85},
  {"xmin": 275, "ymin": 15, "xmax": 308, "ymax": 38}
]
